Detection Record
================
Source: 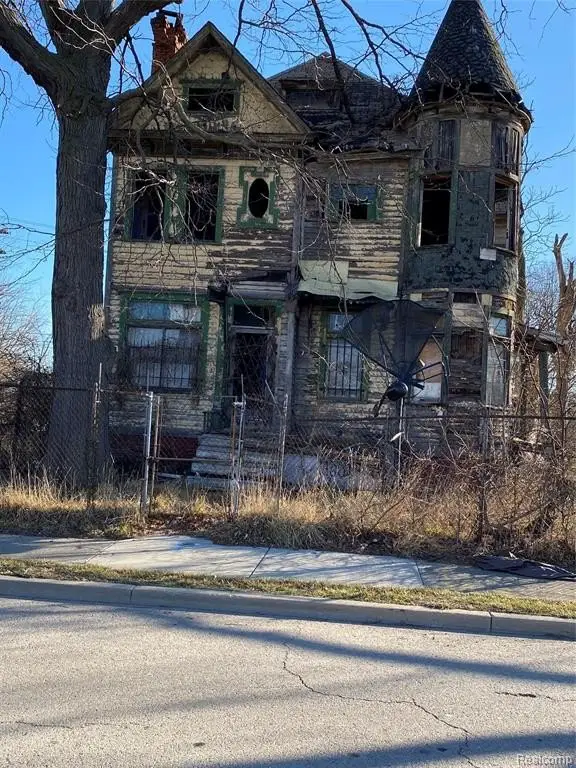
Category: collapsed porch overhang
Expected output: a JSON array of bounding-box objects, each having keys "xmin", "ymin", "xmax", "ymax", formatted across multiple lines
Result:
[{"xmin": 298, "ymin": 260, "xmax": 398, "ymax": 302}]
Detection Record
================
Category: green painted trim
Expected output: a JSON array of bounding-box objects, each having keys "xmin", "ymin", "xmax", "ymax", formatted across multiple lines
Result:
[
  {"xmin": 122, "ymin": 167, "xmax": 171, "ymax": 242},
  {"xmin": 182, "ymin": 79, "xmax": 241, "ymax": 114},
  {"xmin": 172, "ymin": 166, "xmax": 226, "ymax": 245},
  {"xmin": 318, "ymin": 310, "xmax": 368, "ymax": 403},
  {"xmin": 236, "ymin": 166, "xmax": 280, "ymax": 229},
  {"xmin": 212, "ymin": 302, "xmax": 226, "ymax": 405}
]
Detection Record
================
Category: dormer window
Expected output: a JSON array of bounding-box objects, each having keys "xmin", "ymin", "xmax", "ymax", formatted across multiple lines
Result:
[{"xmin": 185, "ymin": 81, "xmax": 239, "ymax": 114}]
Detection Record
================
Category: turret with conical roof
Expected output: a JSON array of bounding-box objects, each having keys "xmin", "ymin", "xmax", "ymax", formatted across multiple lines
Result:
[{"xmin": 412, "ymin": 0, "xmax": 529, "ymax": 119}]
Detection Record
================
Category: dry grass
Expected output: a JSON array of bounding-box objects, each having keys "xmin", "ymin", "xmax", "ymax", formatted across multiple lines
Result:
[
  {"xmin": 1, "ymin": 556, "xmax": 574, "ymax": 618},
  {"xmin": 0, "ymin": 455, "xmax": 574, "ymax": 569}
]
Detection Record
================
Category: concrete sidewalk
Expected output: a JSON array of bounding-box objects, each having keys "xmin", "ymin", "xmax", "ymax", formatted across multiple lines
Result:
[{"xmin": 0, "ymin": 534, "xmax": 574, "ymax": 602}]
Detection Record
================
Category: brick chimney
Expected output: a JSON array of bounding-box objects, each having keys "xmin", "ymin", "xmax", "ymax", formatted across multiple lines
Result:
[{"xmin": 151, "ymin": 11, "xmax": 187, "ymax": 74}]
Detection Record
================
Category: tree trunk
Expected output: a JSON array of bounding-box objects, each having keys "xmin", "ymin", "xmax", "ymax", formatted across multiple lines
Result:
[{"xmin": 47, "ymin": 99, "xmax": 110, "ymax": 485}]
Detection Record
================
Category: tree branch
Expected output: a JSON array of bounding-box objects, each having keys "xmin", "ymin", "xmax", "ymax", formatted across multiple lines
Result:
[
  {"xmin": 104, "ymin": 0, "xmax": 181, "ymax": 46},
  {"xmin": 0, "ymin": 2, "xmax": 61, "ymax": 95}
]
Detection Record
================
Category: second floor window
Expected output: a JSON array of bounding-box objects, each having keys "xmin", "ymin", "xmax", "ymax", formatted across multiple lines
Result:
[
  {"xmin": 130, "ymin": 172, "xmax": 166, "ymax": 241},
  {"xmin": 330, "ymin": 184, "xmax": 378, "ymax": 221},
  {"xmin": 493, "ymin": 179, "xmax": 518, "ymax": 251},
  {"xmin": 420, "ymin": 175, "xmax": 451, "ymax": 245},
  {"xmin": 185, "ymin": 172, "xmax": 221, "ymax": 242}
]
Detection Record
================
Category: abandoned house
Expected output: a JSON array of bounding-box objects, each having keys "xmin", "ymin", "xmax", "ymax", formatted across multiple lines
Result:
[{"xmin": 106, "ymin": 0, "xmax": 554, "ymax": 483}]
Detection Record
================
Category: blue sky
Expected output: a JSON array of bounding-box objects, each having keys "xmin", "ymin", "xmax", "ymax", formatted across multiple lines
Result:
[{"xmin": 0, "ymin": 0, "xmax": 574, "ymax": 334}]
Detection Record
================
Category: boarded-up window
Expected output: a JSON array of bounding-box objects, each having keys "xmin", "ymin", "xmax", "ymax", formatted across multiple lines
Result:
[
  {"xmin": 412, "ymin": 339, "xmax": 443, "ymax": 402},
  {"xmin": 493, "ymin": 179, "xmax": 518, "ymax": 251},
  {"xmin": 424, "ymin": 120, "xmax": 456, "ymax": 170},
  {"xmin": 492, "ymin": 124, "xmax": 521, "ymax": 174}
]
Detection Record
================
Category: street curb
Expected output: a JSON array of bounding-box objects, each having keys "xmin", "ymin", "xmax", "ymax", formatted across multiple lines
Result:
[{"xmin": 0, "ymin": 575, "xmax": 574, "ymax": 640}]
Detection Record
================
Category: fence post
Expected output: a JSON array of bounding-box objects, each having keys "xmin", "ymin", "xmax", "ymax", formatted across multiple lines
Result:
[
  {"xmin": 86, "ymin": 366, "xmax": 102, "ymax": 510},
  {"xmin": 140, "ymin": 391, "xmax": 154, "ymax": 521},
  {"xmin": 275, "ymin": 393, "xmax": 289, "ymax": 513},
  {"xmin": 147, "ymin": 395, "xmax": 162, "ymax": 514},
  {"xmin": 229, "ymin": 393, "xmax": 245, "ymax": 520}
]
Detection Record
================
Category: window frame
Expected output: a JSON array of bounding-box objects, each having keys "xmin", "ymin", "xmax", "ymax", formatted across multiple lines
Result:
[
  {"xmin": 236, "ymin": 167, "xmax": 279, "ymax": 229},
  {"xmin": 419, "ymin": 174, "xmax": 452, "ymax": 246},
  {"xmin": 328, "ymin": 183, "xmax": 379, "ymax": 223},
  {"xmin": 123, "ymin": 168, "xmax": 171, "ymax": 243},
  {"xmin": 492, "ymin": 123, "xmax": 521, "ymax": 176},
  {"xmin": 492, "ymin": 176, "xmax": 518, "ymax": 252},
  {"xmin": 423, "ymin": 119, "xmax": 457, "ymax": 171},
  {"xmin": 173, "ymin": 166, "xmax": 225, "ymax": 244},
  {"xmin": 182, "ymin": 79, "xmax": 241, "ymax": 115},
  {"xmin": 320, "ymin": 311, "xmax": 366, "ymax": 402},
  {"xmin": 120, "ymin": 294, "xmax": 208, "ymax": 394},
  {"xmin": 484, "ymin": 313, "xmax": 511, "ymax": 408}
]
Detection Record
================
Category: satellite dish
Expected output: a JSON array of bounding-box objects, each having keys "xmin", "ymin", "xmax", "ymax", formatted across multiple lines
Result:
[{"xmin": 339, "ymin": 299, "xmax": 447, "ymax": 414}]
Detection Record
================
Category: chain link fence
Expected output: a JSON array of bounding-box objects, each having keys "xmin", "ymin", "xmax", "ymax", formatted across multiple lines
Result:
[{"xmin": 0, "ymin": 379, "xmax": 574, "ymax": 547}]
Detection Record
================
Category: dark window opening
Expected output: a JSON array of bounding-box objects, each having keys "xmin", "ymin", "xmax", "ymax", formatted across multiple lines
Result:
[
  {"xmin": 331, "ymin": 184, "xmax": 377, "ymax": 222},
  {"xmin": 186, "ymin": 85, "xmax": 237, "ymax": 113},
  {"xmin": 453, "ymin": 292, "xmax": 477, "ymax": 304},
  {"xmin": 338, "ymin": 199, "xmax": 368, "ymax": 220},
  {"xmin": 131, "ymin": 173, "xmax": 166, "ymax": 241},
  {"xmin": 248, "ymin": 178, "xmax": 270, "ymax": 219},
  {"xmin": 493, "ymin": 179, "xmax": 517, "ymax": 251},
  {"xmin": 421, "ymin": 176, "xmax": 451, "ymax": 246},
  {"xmin": 185, "ymin": 172, "xmax": 220, "ymax": 242},
  {"xmin": 232, "ymin": 304, "xmax": 274, "ymax": 328}
]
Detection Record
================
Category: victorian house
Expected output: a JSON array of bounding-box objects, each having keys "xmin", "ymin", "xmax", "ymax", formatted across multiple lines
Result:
[{"xmin": 106, "ymin": 0, "xmax": 552, "ymax": 479}]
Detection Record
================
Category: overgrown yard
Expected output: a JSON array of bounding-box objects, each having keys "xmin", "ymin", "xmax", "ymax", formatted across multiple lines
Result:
[{"xmin": 0, "ymin": 457, "xmax": 573, "ymax": 569}]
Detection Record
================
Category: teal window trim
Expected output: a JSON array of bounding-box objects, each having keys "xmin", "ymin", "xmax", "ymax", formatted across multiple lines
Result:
[
  {"xmin": 327, "ymin": 183, "xmax": 380, "ymax": 223},
  {"xmin": 119, "ymin": 292, "xmax": 209, "ymax": 394},
  {"xmin": 319, "ymin": 310, "xmax": 367, "ymax": 402},
  {"xmin": 236, "ymin": 167, "xmax": 280, "ymax": 229},
  {"xmin": 182, "ymin": 79, "xmax": 241, "ymax": 115},
  {"xmin": 122, "ymin": 167, "xmax": 172, "ymax": 242},
  {"xmin": 225, "ymin": 297, "xmax": 282, "ymax": 327},
  {"xmin": 172, "ymin": 166, "xmax": 226, "ymax": 245}
]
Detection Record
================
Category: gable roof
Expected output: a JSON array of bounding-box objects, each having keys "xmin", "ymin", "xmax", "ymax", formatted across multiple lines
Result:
[
  {"xmin": 269, "ymin": 54, "xmax": 377, "ymax": 85},
  {"xmin": 413, "ymin": 0, "xmax": 523, "ymax": 106},
  {"xmin": 269, "ymin": 54, "xmax": 401, "ymax": 145},
  {"xmin": 117, "ymin": 22, "xmax": 309, "ymax": 135}
]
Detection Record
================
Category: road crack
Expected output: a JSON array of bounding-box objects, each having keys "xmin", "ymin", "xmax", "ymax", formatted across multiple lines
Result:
[
  {"xmin": 496, "ymin": 691, "xmax": 575, "ymax": 702},
  {"xmin": 281, "ymin": 644, "xmax": 481, "ymax": 767}
]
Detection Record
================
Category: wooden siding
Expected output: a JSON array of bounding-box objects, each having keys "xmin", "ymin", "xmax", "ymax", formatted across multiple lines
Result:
[
  {"xmin": 121, "ymin": 49, "xmax": 301, "ymax": 137},
  {"xmin": 301, "ymin": 160, "xmax": 407, "ymax": 284},
  {"xmin": 110, "ymin": 158, "xmax": 297, "ymax": 292}
]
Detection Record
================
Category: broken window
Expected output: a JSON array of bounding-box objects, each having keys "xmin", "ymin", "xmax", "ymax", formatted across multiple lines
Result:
[
  {"xmin": 485, "ymin": 314, "xmax": 510, "ymax": 406},
  {"xmin": 185, "ymin": 172, "xmax": 220, "ymax": 242},
  {"xmin": 125, "ymin": 301, "xmax": 203, "ymax": 392},
  {"xmin": 323, "ymin": 313, "xmax": 364, "ymax": 400},
  {"xmin": 420, "ymin": 176, "xmax": 451, "ymax": 245},
  {"xmin": 247, "ymin": 178, "xmax": 270, "ymax": 219},
  {"xmin": 330, "ymin": 184, "xmax": 378, "ymax": 221},
  {"xmin": 186, "ymin": 82, "xmax": 238, "ymax": 113},
  {"xmin": 493, "ymin": 179, "xmax": 517, "ymax": 251},
  {"xmin": 411, "ymin": 338, "xmax": 443, "ymax": 402},
  {"xmin": 492, "ymin": 123, "xmax": 521, "ymax": 174},
  {"xmin": 232, "ymin": 303, "xmax": 274, "ymax": 328},
  {"xmin": 424, "ymin": 119, "xmax": 456, "ymax": 170},
  {"xmin": 130, "ymin": 172, "xmax": 166, "ymax": 241}
]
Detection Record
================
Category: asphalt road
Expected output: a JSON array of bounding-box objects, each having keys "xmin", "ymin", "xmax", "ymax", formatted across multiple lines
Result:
[{"xmin": 0, "ymin": 598, "xmax": 574, "ymax": 768}]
